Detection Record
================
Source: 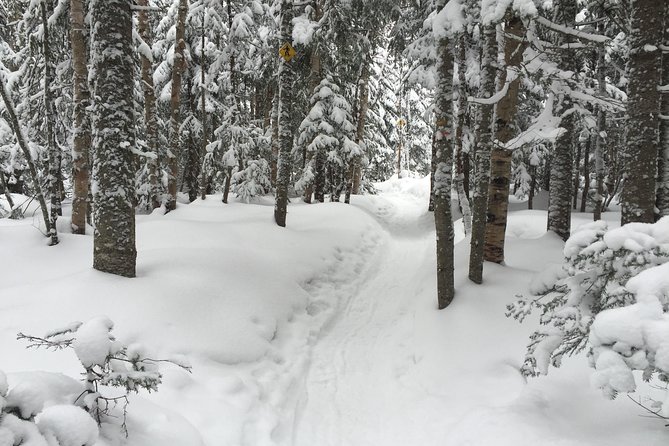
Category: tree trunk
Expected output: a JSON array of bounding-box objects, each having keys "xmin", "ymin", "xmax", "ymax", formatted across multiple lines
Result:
[
  {"xmin": 454, "ymin": 34, "xmax": 471, "ymax": 234},
  {"xmin": 580, "ymin": 134, "xmax": 591, "ymax": 213},
  {"xmin": 656, "ymin": 3, "xmax": 669, "ymax": 217},
  {"xmin": 350, "ymin": 53, "xmax": 371, "ymax": 198},
  {"xmin": 41, "ymin": 2, "xmax": 59, "ymax": 245},
  {"xmin": 593, "ymin": 28, "xmax": 607, "ymax": 221},
  {"xmin": 484, "ymin": 16, "xmax": 526, "ymax": 263},
  {"xmin": 572, "ymin": 131, "xmax": 581, "ymax": 210},
  {"xmin": 304, "ymin": 9, "xmax": 323, "ymax": 204},
  {"xmin": 270, "ymin": 93, "xmax": 279, "ymax": 186},
  {"xmin": 91, "ymin": 0, "xmax": 137, "ymax": 277},
  {"xmin": 468, "ymin": 23, "xmax": 496, "ymax": 284},
  {"xmin": 274, "ymin": 0, "xmax": 294, "ymax": 227},
  {"xmin": 434, "ymin": 30, "xmax": 455, "ymax": 309},
  {"xmin": 199, "ymin": 28, "xmax": 207, "ymax": 201},
  {"xmin": 621, "ymin": 0, "xmax": 662, "ymax": 224},
  {"xmin": 137, "ymin": 0, "xmax": 160, "ymax": 210},
  {"xmin": 70, "ymin": 0, "xmax": 91, "ymax": 233},
  {"xmin": 166, "ymin": 0, "xmax": 188, "ymax": 211},
  {"xmin": 547, "ymin": 0, "xmax": 577, "ymax": 241}
]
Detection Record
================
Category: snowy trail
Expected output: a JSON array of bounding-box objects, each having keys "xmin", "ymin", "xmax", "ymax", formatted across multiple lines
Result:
[{"xmin": 293, "ymin": 192, "xmax": 442, "ymax": 446}]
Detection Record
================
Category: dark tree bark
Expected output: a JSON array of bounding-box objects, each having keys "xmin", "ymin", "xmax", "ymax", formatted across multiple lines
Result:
[
  {"xmin": 70, "ymin": 0, "xmax": 91, "ymax": 233},
  {"xmin": 580, "ymin": 134, "xmax": 591, "ymax": 213},
  {"xmin": 91, "ymin": 0, "xmax": 137, "ymax": 277},
  {"xmin": 41, "ymin": 1, "xmax": 59, "ymax": 245},
  {"xmin": 274, "ymin": 0, "xmax": 294, "ymax": 227},
  {"xmin": 137, "ymin": 0, "xmax": 160, "ymax": 210},
  {"xmin": 621, "ymin": 0, "xmax": 662, "ymax": 224},
  {"xmin": 656, "ymin": 3, "xmax": 669, "ymax": 217},
  {"xmin": 469, "ymin": 23, "xmax": 497, "ymax": 284},
  {"xmin": 434, "ymin": 30, "xmax": 455, "ymax": 309},
  {"xmin": 547, "ymin": 0, "xmax": 578, "ymax": 241},
  {"xmin": 166, "ymin": 0, "xmax": 188, "ymax": 211},
  {"xmin": 593, "ymin": 25, "xmax": 607, "ymax": 221}
]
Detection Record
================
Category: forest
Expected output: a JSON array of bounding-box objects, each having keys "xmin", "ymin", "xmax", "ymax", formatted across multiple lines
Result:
[{"xmin": 1, "ymin": 0, "xmax": 668, "ymax": 445}]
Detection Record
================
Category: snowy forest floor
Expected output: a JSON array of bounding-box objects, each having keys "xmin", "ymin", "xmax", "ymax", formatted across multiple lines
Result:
[{"xmin": 1, "ymin": 176, "xmax": 667, "ymax": 446}]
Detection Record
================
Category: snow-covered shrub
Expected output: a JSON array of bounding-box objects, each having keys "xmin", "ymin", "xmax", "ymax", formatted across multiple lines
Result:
[
  {"xmin": 589, "ymin": 261, "xmax": 669, "ymax": 408},
  {"xmin": 232, "ymin": 158, "xmax": 272, "ymax": 202},
  {"xmin": 508, "ymin": 218, "xmax": 669, "ymax": 379},
  {"xmin": 16, "ymin": 317, "xmax": 190, "ymax": 430},
  {"xmin": 0, "ymin": 369, "xmax": 99, "ymax": 446}
]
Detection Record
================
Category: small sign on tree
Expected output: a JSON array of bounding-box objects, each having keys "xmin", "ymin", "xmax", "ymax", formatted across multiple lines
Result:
[{"xmin": 279, "ymin": 42, "xmax": 296, "ymax": 62}]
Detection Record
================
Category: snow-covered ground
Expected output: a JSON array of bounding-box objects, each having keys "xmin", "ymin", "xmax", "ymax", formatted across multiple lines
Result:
[{"xmin": 1, "ymin": 178, "xmax": 666, "ymax": 445}]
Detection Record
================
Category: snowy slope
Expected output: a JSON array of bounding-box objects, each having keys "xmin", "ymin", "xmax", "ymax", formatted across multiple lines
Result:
[{"xmin": 1, "ymin": 180, "xmax": 666, "ymax": 445}]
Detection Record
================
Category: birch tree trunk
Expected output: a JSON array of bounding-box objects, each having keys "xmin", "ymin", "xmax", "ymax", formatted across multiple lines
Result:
[
  {"xmin": 274, "ymin": 0, "xmax": 294, "ymax": 227},
  {"xmin": 469, "ymin": 23, "xmax": 497, "ymax": 284},
  {"xmin": 91, "ymin": 0, "xmax": 137, "ymax": 277},
  {"xmin": 621, "ymin": 0, "xmax": 662, "ymax": 224},
  {"xmin": 41, "ymin": 1, "xmax": 59, "ymax": 246},
  {"xmin": 166, "ymin": 0, "xmax": 188, "ymax": 211},
  {"xmin": 434, "ymin": 32, "xmax": 455, "ymax": 309},
  {"xmin": 70, "ymin": 0, "xmax": 91, "ymax": 233},
  {"xmin": 137, "ymin": 0, "xmax": 160, "ymax": 210},
  {"xmin": 547, "ymin": 0, "xmax": 577, "ymax": 241},
  {"xmin": 484, "ymin": 16, "xmax": 526, "ymax": 263}
]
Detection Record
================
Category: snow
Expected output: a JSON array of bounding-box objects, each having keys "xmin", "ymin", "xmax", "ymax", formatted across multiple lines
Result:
[
  {"xmin": 432, "ymin": 0, "xmax": 465, "ymax": 39},
  {"xmin": 2, "ymin": 180, "xmax": 667, "ymax": 445},
  {"xmin": 72, "ymin": 317, "xmax": 115, "ymax": 368},
  {"xmin": 37, "ymin": 405, "xmax": 99, "ymax": 446}
]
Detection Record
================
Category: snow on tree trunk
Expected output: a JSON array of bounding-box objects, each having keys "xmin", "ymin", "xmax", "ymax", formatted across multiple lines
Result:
[
  {"xmin": 70, "ymin": 0, "xmax": 91, "ymax": 234},
  {"xmin": 199, "ymin": 29, "xmax": 207, "ymax": 201},
  {"xmin": 166, "ymin": 0, "xmax": 188, "ymax": 212},
  {"xmin": 91, "ymin": 0, "xmax": 137, "ymax": 277},
  {"xmin": 304, "ymin": 11, "xmax": 323, "ymax": 205},
  {"xmin": 580, "ymin": 133, "xmax": 591, "ymax": 213},
  {"xmin": 433, "ymin": 29, "xmax": 455, "ymax": 309},
  {"xmin": 454, "ymin": 34, "xmax": 471, "ymax": 234},
  {"xmin": 350, "ymin": 55, "xmax": 371, "ymax": 198},
  {"xmin": 593, "ymin": 27, "xmax": 607, "ymax": 221},
  {"xmin": 469, "ymin": 23, "xmax": 496, "ymax": 284},
  {"xmin": 274, "ymin": 0, "xmax": 294, "ymax": 227},
  {"xmin": 547, "ymin": 0, "xmax": 577, "ymax": 241},
  {"xmin": 137, "ymin": 0, "xmax": 160, "ymax": 210},
  {"xmin": 621, "ymin": 0, "xmax": 663, "ymax": 225},
  {"xmin": 0, "ymin": 73, "xmax": 52, "ymax": 239},
  {"xmin": 484, "ymin": 16, "xmax": 525, "ymax": 263},
  {"xmin": 41, "ymin": 2, "xmax": 59, "ymax": 246},
  {"xmin": 656, "ymin": 4, "xmax": 669, "ymax": 217}
]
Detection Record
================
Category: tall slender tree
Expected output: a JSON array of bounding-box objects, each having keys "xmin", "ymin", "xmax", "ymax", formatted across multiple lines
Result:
[
  {"xmin": 433, "ymin": 0, "xmax": 458, "ymax": 309},
  {"xmin": 469, "ymin": 21, "xmax": 497, "ymax": 284},
  {"xmin": 70, "ymin": 0, "xmax": 91, "ymax": 233},
  {"xmin": 166, "ymin": 0, "xmax": 188, "ymax": 211},
  {"xmin": 274, "ymin": 0, "xmax": 294, "ymax": 227}
]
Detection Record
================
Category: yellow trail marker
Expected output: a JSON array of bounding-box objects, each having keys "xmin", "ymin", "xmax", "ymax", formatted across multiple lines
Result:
[
  {"xmin": 279, "ymin": 42, "xmax": 296, "ymax": 62},
  {"xmin": 397, "ymin": 118, "xmax": 407, "ymax": 128}
]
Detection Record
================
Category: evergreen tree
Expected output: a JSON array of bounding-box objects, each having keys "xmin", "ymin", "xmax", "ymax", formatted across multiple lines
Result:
[{"xmin": 91, "ymin": 0, "xmax": 137, "ymax": 277}]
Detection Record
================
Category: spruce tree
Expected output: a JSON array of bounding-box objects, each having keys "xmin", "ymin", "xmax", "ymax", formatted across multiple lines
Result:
[{"xmin": 91, "ymin": 0, "xmax": 137, "ymax": 277}]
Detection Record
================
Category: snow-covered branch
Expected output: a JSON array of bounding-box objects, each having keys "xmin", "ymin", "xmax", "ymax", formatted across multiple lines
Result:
[{"xmin": 535, "ymin": 16, "xmax": 610, "ymax": 43}]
